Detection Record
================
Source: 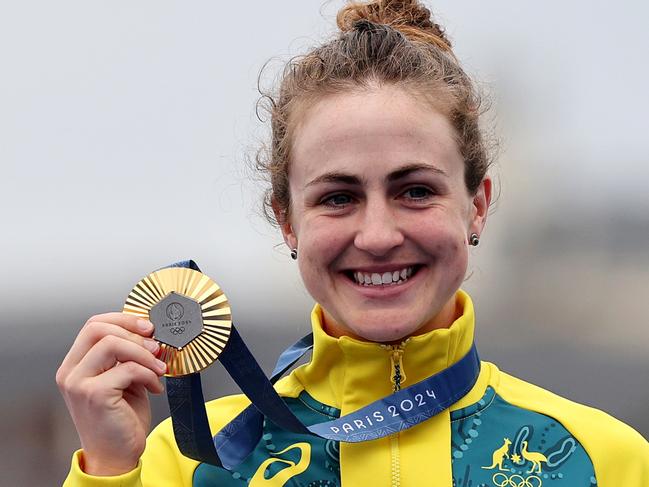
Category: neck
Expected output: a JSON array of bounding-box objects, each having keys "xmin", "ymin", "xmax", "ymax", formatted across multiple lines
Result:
[{"xmin": 320, "ymin": 294, "xmax": 461, "ymax": 343}]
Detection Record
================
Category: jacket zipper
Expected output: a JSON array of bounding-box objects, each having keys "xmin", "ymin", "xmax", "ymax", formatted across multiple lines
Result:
[{"xmin": 382, "ymin": 341, "xmax": 410, "ymax": 487}]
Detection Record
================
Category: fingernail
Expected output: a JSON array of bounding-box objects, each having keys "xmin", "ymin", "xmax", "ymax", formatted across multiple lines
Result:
[
  {"xmin": 156, "ymin": 359, "xmax": 167, "ymax": 373},
  {"xmin": 137, "ymin": 319, "xmax": 154, "ymax": 332},
  {"xmin": 143, "ymin": 338, "xmax": 159, "ymax": 353}
]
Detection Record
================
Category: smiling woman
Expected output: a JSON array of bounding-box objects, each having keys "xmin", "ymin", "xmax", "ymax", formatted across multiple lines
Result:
[
  {"xmin": 283, "ymin": 86, "xmax": 490, "ymax": 343},
  {"xmin": 58, "ymin": 1, "xmax": 649, "ymax": 487}
]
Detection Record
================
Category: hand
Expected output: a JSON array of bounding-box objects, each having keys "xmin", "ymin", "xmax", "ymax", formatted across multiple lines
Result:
[{"xmin": 56, "ymin": 313, "xmax": 167, "ymax": 476}]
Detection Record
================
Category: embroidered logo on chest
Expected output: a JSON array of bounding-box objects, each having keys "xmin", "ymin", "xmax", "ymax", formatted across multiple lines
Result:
[{"xmin": 482, "ymin": 437, "xmax": 547, "ymax": 486}]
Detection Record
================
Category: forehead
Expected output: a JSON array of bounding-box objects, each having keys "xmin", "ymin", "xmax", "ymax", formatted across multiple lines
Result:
[{"xmin": 290, "ymin": 85, "xmax": 463, "ymax": 184}]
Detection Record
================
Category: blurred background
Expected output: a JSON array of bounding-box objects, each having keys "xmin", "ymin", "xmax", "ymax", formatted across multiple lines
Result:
[{"xmin": 1, "ymin": 1, "xmax": 647, "ymax": 485}]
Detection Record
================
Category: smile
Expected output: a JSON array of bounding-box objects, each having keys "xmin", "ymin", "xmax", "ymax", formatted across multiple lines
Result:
[{"xmin": 347, "ymin": 266, "xmax": 421, "ymax": 286}]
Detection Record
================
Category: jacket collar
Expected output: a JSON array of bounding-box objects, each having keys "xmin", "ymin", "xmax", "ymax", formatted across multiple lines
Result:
[{"xmin": 293, "ymin": 290, "xmax": 489, "ymax": 415}]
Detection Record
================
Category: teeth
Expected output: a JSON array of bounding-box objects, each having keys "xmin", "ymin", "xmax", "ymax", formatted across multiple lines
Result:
[{"xmin": 352, "ymin": 267, "xmax": 415, "ymax": 286}]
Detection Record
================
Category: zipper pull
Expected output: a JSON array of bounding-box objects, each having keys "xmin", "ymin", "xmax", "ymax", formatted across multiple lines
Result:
[
  {"xmin": 391, "ymin": 348, "xmax": 404, "ymax": 391},
  {"xmin": 382, "ymin": 342, "xmax": 409, "ymax": 392}
]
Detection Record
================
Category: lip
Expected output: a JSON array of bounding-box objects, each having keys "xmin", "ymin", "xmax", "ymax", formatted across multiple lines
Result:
[
  {"xmin": 340, "ymin": 265, "xmax": 424, "ymax": 299},
  {"xmin": 343, "ymin": 263, "xmax": 421, "ymax": 273}
]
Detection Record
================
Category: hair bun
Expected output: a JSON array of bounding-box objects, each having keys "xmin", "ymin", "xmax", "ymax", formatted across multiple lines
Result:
[{"xmin": 336, "ymin": 0, "xmax": 452, "ymax": 51}]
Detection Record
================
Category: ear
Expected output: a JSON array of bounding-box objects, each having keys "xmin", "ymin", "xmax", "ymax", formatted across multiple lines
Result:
[
  {"xmin": 470, "ymin": 177, "xmax": 492, "ymax": 235},
  {"xmin": 272, "ymin": 198, "xmax": 298, "ymax": 250}
]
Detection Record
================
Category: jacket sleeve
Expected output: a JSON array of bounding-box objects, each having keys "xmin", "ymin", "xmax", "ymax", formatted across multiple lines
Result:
[
  {"xmin": 62, "ymin": 394, "xmax": 251, "ymax": 487},
  {"xmin": 61, "ymin": 419, "xmax": 197, "ymax": 487},
  {"xmin": 63, "ymin": 450, "xmax": 144, "ymax": 487},
  {"xmin": 585, "ymin": 408, "xmax": 649, "ymax": 487}
]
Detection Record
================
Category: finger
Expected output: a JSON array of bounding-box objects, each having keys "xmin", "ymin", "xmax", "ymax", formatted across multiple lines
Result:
[
  {"xmin": 83, "ymin": 312, "xmax": 154, "ymax": 337},
  {"xmin": 59, "ymin": 321, "xmax": 159, "ymax": 378},
  {"xmin": 99, "ymin": 361, "xmax": 164, "ymax": 395},
  {"xmin": 73, "ymin": 335, "xmax": 166, "ymax": 379}
]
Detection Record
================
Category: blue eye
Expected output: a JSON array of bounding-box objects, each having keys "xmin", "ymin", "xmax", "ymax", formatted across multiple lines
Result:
[
  {"xmin": 403, "ymin": 186, "xmax": 433, "ymax": 200},
  {"xmin": 322, "ymin": 193, "xmax": 353, "ymax": 207}
]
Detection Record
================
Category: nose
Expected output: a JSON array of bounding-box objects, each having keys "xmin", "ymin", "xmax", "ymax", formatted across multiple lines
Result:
[{"xmin": 353, "ymin": 198, "xmax": 404, "ymax": 257}]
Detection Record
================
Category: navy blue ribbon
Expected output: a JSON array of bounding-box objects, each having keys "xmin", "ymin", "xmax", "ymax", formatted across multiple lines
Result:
[{"xmin": 164, "ymin": 260, "xmax": 481, "ymax": 469}]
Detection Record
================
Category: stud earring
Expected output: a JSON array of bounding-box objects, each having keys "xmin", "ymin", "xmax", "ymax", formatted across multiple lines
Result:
[
  {"xmin": 469, "ymin": 233, "xmax": 480, "ymax": 246},
  {"xmin": 290, "ymin": 248, "xmax": 298, "ymax": 260}
]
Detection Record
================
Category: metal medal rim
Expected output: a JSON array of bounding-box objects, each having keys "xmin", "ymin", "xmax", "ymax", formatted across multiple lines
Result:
[{"xmin": 123, "ymin": 267, "xmax": 232, "ymax": 376}]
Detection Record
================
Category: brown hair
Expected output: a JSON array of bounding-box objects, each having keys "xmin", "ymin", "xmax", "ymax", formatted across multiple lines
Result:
[{"xmin": 257, "ymin": 0, "xmax": 494, "ymax": 225}]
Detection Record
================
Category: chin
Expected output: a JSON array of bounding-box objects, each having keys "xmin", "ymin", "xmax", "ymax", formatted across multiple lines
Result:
[{"xmin": 320, "ymin": 293, "xmax": 454, "ymax": 343}]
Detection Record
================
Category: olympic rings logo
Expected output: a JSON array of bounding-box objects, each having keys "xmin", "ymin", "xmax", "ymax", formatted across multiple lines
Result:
[
  {"xmin": 169, "ymin": 326, "xmax": 185, "ymax": 335},
  {"xmin": 492, "ymin": 472, "xmax": 542, "ymax": 487}
]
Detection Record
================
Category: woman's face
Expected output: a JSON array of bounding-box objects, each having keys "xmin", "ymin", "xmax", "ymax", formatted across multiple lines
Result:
[{"xmin": 279, "ymin": 85, "xmax": 491, "ymax": 343}]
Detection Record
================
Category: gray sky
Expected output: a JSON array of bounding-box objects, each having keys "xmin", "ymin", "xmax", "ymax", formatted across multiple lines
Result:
[{"xmin": 1, "ymin": 0, "xmax": 648, "ymax": 347}]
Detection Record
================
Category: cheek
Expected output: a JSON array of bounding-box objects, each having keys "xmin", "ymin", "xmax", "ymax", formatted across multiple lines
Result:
[
  {"xmin": 296, "ymin": 219, "xmax": 348, "ymax": 276},
  {"xmin": 431, "ymin": 234, "xmax": 463, "ymax": 255},
  {"xmin": 437, "ymin": 237, "xmax": 469, "ymax": 280},
  {"xmin": 416, "ymin": 217, "xmax": 467, "ymax": 257},
  {"xmin": 416, "ymin": 219, "xmax": 469, "ymax": 281},
  {"xmin": 296, "ymin": 229, "xmax": 349, "ymax": 310}
]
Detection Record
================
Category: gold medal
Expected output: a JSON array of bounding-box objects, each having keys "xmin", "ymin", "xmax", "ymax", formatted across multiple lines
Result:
[{"xmin": 123, "ymin": 266, "xmax": 232, "ymax": 376}]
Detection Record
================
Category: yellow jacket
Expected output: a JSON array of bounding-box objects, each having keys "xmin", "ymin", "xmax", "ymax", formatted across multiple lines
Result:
[{"xmin": 64, "ymin": 291, "xmax": 649, "ymax": 486}]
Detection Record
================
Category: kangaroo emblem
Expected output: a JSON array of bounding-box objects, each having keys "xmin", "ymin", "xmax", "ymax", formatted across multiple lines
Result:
[
  {"xmin": 482, "ymin": 438, "xmax": 511, "ymax": 471},
  {"xmin": 520, "ymin": 441, "xmax": 548, "ymax": 474}
]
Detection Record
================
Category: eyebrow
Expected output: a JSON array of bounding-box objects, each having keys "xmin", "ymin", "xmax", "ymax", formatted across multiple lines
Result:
[
  {"xmin": 387, "ymin": 163, "xmax": 447, "ymax": 182},
  {"xmin": 304, "ymin": 163, "xmax": 447, "ymax": 188}
]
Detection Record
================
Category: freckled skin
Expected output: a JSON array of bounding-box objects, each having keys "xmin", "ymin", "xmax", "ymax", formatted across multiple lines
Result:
[{"xmin": 278, "ymin": 85, "xmax": 491, "ymax": 343}]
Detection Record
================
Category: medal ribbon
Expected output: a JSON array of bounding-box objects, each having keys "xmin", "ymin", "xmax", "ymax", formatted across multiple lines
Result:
[{"xmin": 163, "ymin": 260, "xmax": 481, "ymax": 469}]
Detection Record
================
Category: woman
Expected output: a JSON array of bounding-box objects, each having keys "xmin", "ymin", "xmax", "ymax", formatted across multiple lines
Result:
[{"xmin": 57, "ymin": 1, "xmax": 649, "ymax": 486}]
